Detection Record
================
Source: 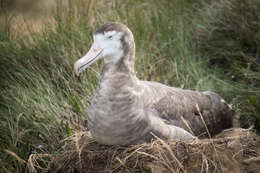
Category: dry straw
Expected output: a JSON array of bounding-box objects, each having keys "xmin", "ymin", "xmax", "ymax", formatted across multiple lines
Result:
[{"xmin": 45, "ymin": 128, "xmax": 260, "ymax": 173}]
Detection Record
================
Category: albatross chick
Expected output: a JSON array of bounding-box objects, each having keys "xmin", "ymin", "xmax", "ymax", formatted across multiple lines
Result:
[{"xmin": 74, "ymin": 22, "xmax": 233, "ymax": 145}]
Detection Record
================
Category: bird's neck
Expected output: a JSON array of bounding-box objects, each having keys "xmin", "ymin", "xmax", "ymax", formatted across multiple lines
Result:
[
  {"xmin": 93, "ymin": 51, "xmax": 138, "ymax": 112},
  {"xmin": 98, "ymin": 60, "xmax": 138, "ymax": 95},
  {"xmin": 101, "ymin": 52, "xmax": 136, "ymax": 80}
]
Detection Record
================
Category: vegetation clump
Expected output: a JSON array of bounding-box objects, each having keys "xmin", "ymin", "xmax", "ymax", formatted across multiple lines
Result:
[{"xmin": 196, "ymin": 0, "xmax": 260, "ymax": 129}]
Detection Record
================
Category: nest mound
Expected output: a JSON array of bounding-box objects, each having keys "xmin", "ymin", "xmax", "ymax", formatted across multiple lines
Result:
[{"xmin": 47, "ymin": 128, "xmax": 260, "ymax": 173}]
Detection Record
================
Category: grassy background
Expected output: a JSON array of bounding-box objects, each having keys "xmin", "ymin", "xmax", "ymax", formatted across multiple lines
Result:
[{"xmin": 0, "ymin": 0, "xmax": 259, "ymax": 172}]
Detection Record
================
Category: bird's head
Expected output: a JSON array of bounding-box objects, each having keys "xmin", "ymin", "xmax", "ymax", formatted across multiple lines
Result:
[{"xmin": 74, "ymin": 22, "xmax": 135, "ymax": 76}]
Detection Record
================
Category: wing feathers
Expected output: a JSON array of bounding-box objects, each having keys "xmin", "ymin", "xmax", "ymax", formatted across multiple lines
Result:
[{"xmin": 153, "ymin": 89, "xmax": 233, "ymax": 137}]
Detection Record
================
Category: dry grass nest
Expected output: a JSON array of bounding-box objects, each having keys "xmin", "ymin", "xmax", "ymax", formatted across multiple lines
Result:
[{"xmin": 44, "ymin": 128, "xmax": 260, "ymax": 173}]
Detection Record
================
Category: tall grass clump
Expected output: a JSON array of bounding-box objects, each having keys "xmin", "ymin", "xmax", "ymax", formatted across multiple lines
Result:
[
  {"xmin": 0, "ymin": 1, "xmax": 96, "ymax": 172},
  {"xmin": 0, "ymin": 0, "xmax": 259, "ymax": 172},
  {"xmin": 195, "ymin": 0, "xmax": 260, "ymax": 129}
]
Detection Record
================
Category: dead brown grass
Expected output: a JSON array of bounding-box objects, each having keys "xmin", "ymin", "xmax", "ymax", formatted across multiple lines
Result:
[
  {"xmin": 43, "ymin": 128, "xmax": 260, "ymax": 173},
  {"xmin": 0, "ymin": 14, "xmax": 55, "ymax": 40}
]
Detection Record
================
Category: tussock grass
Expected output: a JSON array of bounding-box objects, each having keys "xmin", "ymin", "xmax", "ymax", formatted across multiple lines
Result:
[
  {"xmin": 195, "ymin": 0, "xmax": 260, "ymax": 129},
  {"xmin": 0, "ymin": 0, "xmax": 259, "ymax": 172}
]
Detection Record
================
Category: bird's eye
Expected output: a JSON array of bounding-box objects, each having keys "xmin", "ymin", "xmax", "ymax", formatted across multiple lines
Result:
[{"xmin": 108, "ymin": 35, "xmax": 113, "ymax": 39}]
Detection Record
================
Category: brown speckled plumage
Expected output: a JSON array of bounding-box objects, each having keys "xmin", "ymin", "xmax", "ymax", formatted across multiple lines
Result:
[{"xmin": 80, "ymin": 22, "xmax": 233, "ymax": 145}]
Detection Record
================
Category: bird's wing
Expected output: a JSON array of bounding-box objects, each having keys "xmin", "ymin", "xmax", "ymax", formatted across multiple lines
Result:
[{"xmin": 144, "ymin": 81, "xmax": 233, "ymax": 137}]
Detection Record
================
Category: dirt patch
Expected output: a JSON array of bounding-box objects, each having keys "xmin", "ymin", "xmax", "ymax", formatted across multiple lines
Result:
[{"xmin": 46, "ymin": 128, "xmax": 260, "ymax": 173}]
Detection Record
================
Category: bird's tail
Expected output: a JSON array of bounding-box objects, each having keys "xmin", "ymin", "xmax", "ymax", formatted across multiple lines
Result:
[{"xmin": 202, "ymin": 91, "xmax": 233, "ymax": 136}]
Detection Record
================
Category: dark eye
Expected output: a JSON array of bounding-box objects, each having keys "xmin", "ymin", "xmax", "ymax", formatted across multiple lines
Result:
[{"xmin": 108, "ymin": 35, "xmax": 113, "ymax": 39}]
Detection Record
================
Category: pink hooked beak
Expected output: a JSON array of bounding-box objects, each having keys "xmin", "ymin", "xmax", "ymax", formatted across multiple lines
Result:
[{"xmin": 74, "ymin": 39, "xmax": 103, "ymax": 76}]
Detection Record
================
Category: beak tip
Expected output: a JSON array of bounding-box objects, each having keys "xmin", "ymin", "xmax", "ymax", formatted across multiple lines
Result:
[
  {"xmin": 75, "ymin": 71, "xmax": 79, "ymax": 76},
  {"xmin": 73, "ymin": 63, "xmax": 80, "ymax": 76}
]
